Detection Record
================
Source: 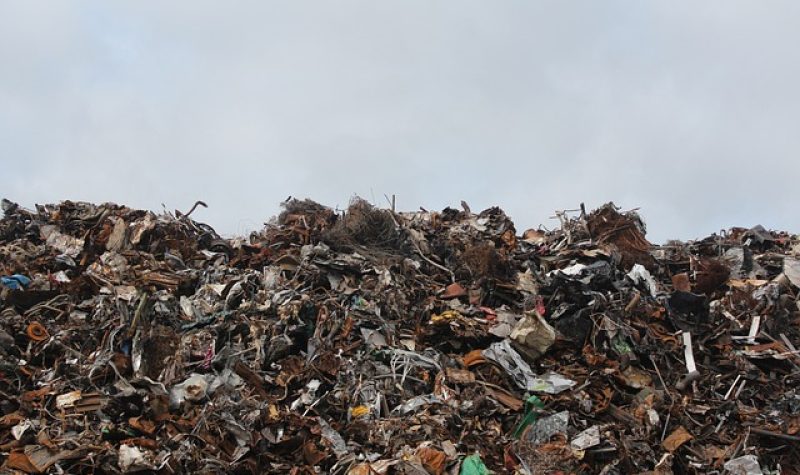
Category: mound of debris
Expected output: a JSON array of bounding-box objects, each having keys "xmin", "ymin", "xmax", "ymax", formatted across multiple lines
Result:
[{"xmin": 1, "ymin": 197, "xmax": 799, "ymax": 474}]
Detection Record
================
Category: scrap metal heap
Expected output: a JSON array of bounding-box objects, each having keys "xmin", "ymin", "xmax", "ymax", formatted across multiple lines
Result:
[{"xmin": 1, "ymin": 197, "xmax": 799, "ymax": 474}]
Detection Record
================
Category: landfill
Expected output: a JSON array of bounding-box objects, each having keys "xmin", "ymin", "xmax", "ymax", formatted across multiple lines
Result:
[{"xmin": 0, "ymin": 196, "xmax": 799, "ymax": 474}]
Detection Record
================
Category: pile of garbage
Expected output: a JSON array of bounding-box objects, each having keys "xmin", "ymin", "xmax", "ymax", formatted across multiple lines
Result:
[{"xmin": 1, "ymin": 196, "xmax": 799, "ymax": 474}]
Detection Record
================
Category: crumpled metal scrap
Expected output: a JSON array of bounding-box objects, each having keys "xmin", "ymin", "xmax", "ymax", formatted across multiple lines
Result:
[{"xmin": 0, "ymin": 198, "xmax": 798, "ymax": 473}]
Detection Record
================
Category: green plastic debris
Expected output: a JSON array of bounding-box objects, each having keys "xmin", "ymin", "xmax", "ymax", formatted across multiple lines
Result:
[
  {"xmin": 611, "ymin": 335, "xmax": 633, "ymax": 355},
  {"xmin": 460, "ymin": 454, "xmax": 489, "ymax": 475},
  {"xmin": 513, "ymin": 395, "xmax": 544, "ymax": 438}
]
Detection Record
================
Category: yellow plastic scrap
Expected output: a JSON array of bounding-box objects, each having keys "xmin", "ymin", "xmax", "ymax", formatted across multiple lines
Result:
[
  {"xmin": 268, "ymin": 404, "xmax": 280, "ymax": 420},
  {"xmin": 431, "ymin": 310, "xmax": 461, "ymax": 324},
  {"xmin": 351, "ymin": 405, "xmax": 370, "ymax": 418}
]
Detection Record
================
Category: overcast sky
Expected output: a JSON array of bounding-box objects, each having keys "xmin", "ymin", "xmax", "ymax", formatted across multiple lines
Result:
[{"xmin": 1, "ymin": 2, "xmax": 798, "ymax": 242}]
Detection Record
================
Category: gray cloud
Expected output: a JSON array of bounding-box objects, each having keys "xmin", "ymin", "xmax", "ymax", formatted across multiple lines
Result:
[{"xmin": 1, "ymin": 1, "xmax": 799, "ymax": 241}]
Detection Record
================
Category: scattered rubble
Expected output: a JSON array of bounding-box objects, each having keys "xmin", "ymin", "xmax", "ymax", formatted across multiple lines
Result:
[{"xmin": 1, "ymin": 197, "xmax": 798, "ymax": 473}]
